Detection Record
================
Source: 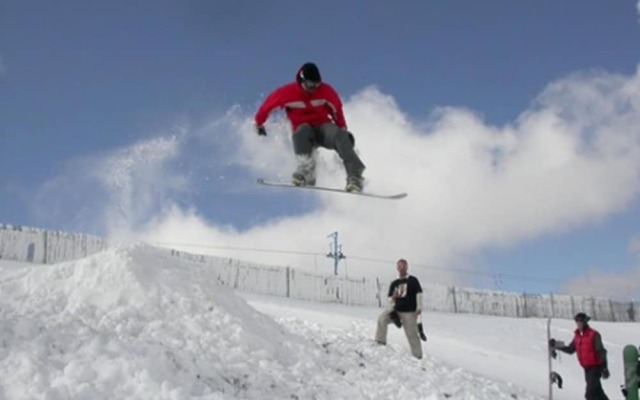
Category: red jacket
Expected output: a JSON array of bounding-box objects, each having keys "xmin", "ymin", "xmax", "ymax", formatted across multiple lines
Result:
[
  {"xmin": 574, "ymin": 326, "xmax": 604, "ymax": 368},
  {"xmin": 254, "ymin": 82, "xmax": 346, "ymax": 132}
]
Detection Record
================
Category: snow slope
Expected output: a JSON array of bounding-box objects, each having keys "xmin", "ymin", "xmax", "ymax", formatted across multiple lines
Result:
[
  {"xmin": 0, "ymin": 245, "xmax": 635, "ymax": 399},
  {"xmin": 242, "ymin": 292, "xmax": 637, "ymax": 399}
]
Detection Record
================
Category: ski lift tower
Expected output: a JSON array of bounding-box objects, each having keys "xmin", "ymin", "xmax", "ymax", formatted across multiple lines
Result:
[{"xmin": 326, "ymin": 231, "xmax": 345, "ymax": 275}]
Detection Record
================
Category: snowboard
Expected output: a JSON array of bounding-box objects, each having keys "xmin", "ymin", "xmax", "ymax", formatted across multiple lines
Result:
[
  {"xmin": 257, "ymin": 178, "xmax": 407, "ymax": 200},
  {"xmin": 547, "ymin": 317, "xmax": 563, "ymax": 400},
  {"xmin": 623, "ymin": 345, "xmax": 639, "ymax": 400}
]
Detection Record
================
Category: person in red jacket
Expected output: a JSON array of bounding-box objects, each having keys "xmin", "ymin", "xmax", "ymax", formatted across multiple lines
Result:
[
  {"xmin": 254, "ymin": 62, "xmax": 366, "ymax": 192},
  {"xmin": 550, "ymin": 312, "xmax": 610, "ymax": 400}
]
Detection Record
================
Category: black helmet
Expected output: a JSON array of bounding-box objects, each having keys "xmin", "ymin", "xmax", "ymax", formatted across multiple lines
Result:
[
  {"xmin": 574, "ymin": 312, "xmax": 591, "ymax": 323},
  {"xmin": 297, "ymin": 62, "xmax": 322, "ymax": 83}
]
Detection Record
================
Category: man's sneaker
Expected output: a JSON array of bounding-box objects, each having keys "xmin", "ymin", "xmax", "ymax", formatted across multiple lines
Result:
[
  {"xmin": 292, "ymin": 172, "xmax": 316, "ymax": 187},
  {"xmin": 345, "ymin": 176, "xmax": 364, "ymax": 193}
]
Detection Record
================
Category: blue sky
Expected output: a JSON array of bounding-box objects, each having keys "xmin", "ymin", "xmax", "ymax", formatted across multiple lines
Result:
[{"xmin": 1, "ymin": 1, "xmax": 640, "ymax": 298}]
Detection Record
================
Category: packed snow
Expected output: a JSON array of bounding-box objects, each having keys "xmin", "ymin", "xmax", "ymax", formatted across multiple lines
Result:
[{"xmin": 0, "ymin": 245, "xmax": 636, "ymax": 399}]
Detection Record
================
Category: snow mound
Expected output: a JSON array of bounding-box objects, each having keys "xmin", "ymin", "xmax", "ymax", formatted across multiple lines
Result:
[
  {"xmin": 0, "ymin": 245, "xmax": 542, "ymax": 399},
  {"xmin": 0, "ymin": 245, "xmax": 299, "ymax": 399}
]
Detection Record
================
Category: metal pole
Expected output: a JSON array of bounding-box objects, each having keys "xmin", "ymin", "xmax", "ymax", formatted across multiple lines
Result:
[
  {"xmin": 332, "ymin": 232, "xmax": 338, "ymax": 275},
  {"xmin": 326, "ymin": 231, "xmax": 345, "ymax": 276}
]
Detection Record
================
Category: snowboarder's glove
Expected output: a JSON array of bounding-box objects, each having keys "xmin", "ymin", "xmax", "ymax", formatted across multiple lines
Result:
[
  {"xmin": 548, "ymin": 339, "xmax": 559, "ymax": 359},
  {"xmin": 418, "ymin": 323, "xmax": 427, "ymax": 342},
  {"xmin": 602, "ymin": 368, "xmax": 609, "ymax": 379},
  {"xmin": 255, "ymin": 125, "xmax": 267, "ymax": 136},
  {"xmin": 548, "ymin": 338, "xmax": 566, "ymax": 350}
]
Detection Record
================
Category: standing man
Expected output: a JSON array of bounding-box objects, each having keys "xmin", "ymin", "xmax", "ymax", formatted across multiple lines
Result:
[
  {"xmin": 550, "ymin": 312, "xmax": 610, "ymax": 400},
  {"xmin": 375, "ymin": 259, "xmax": 424, "ymax": 359},
  {"xmin": 254, "ymin": 62, "xmax": 366, "ymax": 192}
]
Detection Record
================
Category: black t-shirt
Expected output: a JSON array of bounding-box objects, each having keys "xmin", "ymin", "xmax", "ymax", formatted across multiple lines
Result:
[{"xmin": 388, "ymin": 275, "xmax": 423, "ymax": 312}]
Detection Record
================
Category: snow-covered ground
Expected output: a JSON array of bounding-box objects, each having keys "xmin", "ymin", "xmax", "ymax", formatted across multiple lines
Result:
[{"xmin": 0, "ymin": 245, "xmax": 636, "ymax": 399}]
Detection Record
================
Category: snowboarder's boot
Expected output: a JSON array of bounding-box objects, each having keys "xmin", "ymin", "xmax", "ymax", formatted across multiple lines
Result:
[
  {"xmin": 292, "ymin": 155, "xmax": 316, "ymax": 186},
  {"xmin": 345, "ymin": 175, "xmax": 364, "ymax": 193}
]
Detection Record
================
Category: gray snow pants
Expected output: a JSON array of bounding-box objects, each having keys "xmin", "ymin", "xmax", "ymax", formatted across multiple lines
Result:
[
  {"xmin": 292, "ymin": 123, "xmax": 365, "ymax": 179},
  {"xmin": 584, "ymin": 366, "xmax": 609, "ymax": 400},
  {"xmin": 375, "ymin": 309, "xmax": 423, "ymax": 359}
]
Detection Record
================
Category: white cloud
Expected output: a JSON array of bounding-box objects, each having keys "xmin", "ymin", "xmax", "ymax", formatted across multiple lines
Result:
[
  {"xmin": 637, "ymin": 0, "xmax": 640, "ymax": 21},
  {"xmin": 560, "ymin": 266, "xmax": 640, "ymax": 300},
  {"xmin": 40, "ymin": 65, "xmax": 640, "ymax": 286},
  {"xmin": 629, "ymin": 234, "xmax": 640, "ymax": 257}
]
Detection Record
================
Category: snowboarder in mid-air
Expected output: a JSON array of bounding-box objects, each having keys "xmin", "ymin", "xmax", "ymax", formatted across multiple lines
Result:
[{"xmin": 254, "ymin": 62, "xmax": 366, "ymax": 193}]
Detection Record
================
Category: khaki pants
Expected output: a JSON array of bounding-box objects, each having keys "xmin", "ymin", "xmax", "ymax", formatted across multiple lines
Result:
[{"xmin": 375, "ymin": 309, "xmax": 423, "ymax": 359}]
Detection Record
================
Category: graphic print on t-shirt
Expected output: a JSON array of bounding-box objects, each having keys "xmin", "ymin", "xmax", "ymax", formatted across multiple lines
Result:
[{"xmin": 394, "ymin": 283, "xmax": 408, "ymax": 299}]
